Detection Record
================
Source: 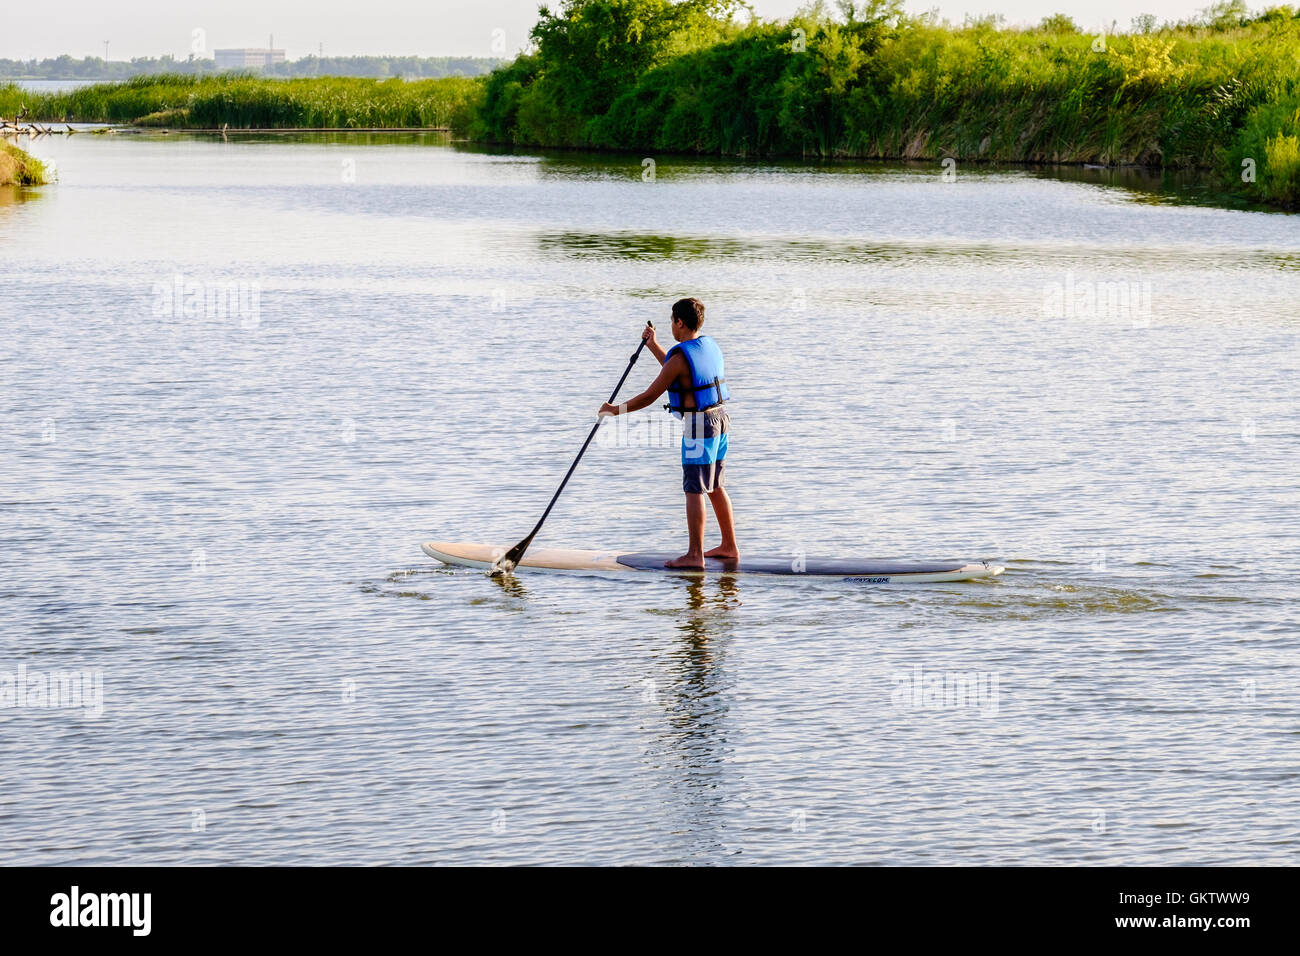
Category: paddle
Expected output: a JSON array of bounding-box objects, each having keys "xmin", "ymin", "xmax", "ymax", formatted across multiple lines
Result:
[{"xmin": 491, "ymin": 320, "xmax": 655, "ymax": 575}]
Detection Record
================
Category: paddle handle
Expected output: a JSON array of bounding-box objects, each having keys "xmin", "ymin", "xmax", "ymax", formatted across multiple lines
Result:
[
  {"xmin": 535, "ymin": 320, "xmax": 653, "ymax": 523},
  {"xmin": 609, "ymin": 319, "xmax": 655, "ymax": 400},
  {"xmin": 498, "ymin": 321, "xmax": 653, "ymax": 569}
]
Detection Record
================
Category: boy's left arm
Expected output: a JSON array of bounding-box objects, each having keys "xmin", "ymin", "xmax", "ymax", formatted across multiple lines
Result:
[{"xmin": 598, "ymin": 354, "xmax": 684, "ymax": 417}]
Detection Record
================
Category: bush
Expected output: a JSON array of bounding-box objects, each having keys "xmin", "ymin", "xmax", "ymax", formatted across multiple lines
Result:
[
  {"xmin": 1039, "ymin": 14, "xmax": 1079, "ymax": 34},
  {"xmin": 1228, "ymin": 91, "xmax": 1300, "ymax": 203},
  {"xmin": 1263, "ymin": 130, "xmax": 1300, "ymax": 200}
]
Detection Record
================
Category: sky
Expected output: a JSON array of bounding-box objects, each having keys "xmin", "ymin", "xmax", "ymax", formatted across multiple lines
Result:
[{"xmin": 2, "ymin": 1, "xmax": 1223, "ymax": 61}]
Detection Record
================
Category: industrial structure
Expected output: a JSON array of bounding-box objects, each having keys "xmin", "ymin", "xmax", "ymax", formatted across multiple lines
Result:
[{"xmin": 214, "ymin": 38, "xmax": 286, "ymax": 70}]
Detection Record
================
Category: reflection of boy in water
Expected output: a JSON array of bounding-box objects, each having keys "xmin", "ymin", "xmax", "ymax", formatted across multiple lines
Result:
[{"xmin": 599, "ymin": 298, "xmax": 737, "ymax": 570}]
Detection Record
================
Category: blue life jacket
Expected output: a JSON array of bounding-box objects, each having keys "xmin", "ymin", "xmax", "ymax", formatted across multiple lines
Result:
[{"xmin": 665, "ymin": 335, "xmax": 730, "ymax": 413}]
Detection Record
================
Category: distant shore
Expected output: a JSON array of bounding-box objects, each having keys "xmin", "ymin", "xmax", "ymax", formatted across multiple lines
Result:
[
  {"xmin": 6, "ymin": 8, "xmax": 1299, "ymax": 212},
  {"xmin": 0, "ymin": 53, "xmax": 502, "ymax": 83}
]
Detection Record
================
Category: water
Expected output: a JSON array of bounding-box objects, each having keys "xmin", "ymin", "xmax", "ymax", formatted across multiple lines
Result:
[
  {"xmin": 2, "ymin": 133, "xmax": 1298, "ymax": 865},
  {"xmin": 2, "ymin": 79, "xmax": 104, "ymax": 94}
]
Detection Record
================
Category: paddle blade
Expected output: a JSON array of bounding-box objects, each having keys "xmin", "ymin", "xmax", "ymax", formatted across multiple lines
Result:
[{"xmin": 490, "ymin": 536, "xmax": 532, "ymax": 576}]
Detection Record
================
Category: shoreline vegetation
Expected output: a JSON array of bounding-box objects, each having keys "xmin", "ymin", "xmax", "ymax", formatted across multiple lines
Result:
[
  {"xmin": 468, "ymin": 0, "xmax": 1300, "ymax": 208},
  {"xmin": 0, "ymin": 140, "xmax": 51, "ymax": 185},
  {"xmin": 3, "ymin": 0, "xmax": 1298, "ymax": 208}
]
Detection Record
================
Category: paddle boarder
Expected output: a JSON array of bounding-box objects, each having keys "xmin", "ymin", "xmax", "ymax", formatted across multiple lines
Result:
[{"xmin": 598, "ymin": 298, "xmax": 737, "ymax": 569}]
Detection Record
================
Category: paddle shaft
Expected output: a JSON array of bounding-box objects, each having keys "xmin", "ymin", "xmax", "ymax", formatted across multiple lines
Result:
[{"xmin": 495, "ymin": 321, "xmax": 653, "ymax": 571}]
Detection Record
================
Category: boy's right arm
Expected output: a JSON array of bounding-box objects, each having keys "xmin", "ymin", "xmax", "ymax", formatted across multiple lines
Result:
[{"xmin": 598, "ymin": 353, "xmax": 685, "ymax": 416}]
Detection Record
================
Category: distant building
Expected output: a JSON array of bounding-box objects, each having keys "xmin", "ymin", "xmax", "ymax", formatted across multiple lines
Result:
[{"xmin": 214, "ymin": 48, "xmax": 286, "ymax": 70}]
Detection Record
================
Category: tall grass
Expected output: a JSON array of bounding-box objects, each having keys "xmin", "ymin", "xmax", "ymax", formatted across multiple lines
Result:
[
  {"xmin": 0, "ymin": 74, "xmax": 485, "ymax": 131},
  {"xmin": 583, "ymin": 18, "xmax": 1299, "ymax": 166}
]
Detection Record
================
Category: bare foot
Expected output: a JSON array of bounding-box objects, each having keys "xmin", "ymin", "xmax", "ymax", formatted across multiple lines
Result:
[
  {"xmin": 703, "ymin": 545, "xmax": 739, "ymax": 560},
  {"xmin": 664, "ymin": 552, "xmax": 705, "ymax": 570}
]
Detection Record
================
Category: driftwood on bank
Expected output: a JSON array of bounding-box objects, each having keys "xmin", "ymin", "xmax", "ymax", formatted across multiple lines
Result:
[{"xmin": 0, "ymin": 118, "xmax": 79, "ymax": 137}]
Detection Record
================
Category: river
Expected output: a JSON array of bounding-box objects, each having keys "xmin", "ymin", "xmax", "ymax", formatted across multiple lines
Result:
[{"xmin": 1, "ymin": 132, "xmax": 1297, "ymax": 864}]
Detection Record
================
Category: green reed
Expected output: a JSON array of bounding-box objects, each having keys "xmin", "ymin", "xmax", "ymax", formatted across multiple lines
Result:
[{"xmin": 0, "ymin": 74, "xmax": 484, "ymax": 131}]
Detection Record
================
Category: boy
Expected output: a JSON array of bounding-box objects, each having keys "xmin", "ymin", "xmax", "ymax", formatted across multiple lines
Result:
[{"xmin": 598, "ymin": 297, "xmax": 738, "ymax": 569}]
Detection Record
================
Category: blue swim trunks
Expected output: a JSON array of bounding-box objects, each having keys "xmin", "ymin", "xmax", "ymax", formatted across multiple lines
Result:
[{"xmin": 680, "ymin": 407, "xmax": 728, "ymax": 493}]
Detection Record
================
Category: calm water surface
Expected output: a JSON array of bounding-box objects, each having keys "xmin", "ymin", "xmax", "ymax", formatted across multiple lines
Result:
[{"xmin": 2, "ymin": 133, "xmax": 1298, "ymax": 864}]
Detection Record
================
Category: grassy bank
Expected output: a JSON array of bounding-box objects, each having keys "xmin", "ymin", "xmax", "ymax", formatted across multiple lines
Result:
[
  {"xmin": 0, "ymin": 73, "xmax": 485, "ymax": 131},
  {"xmin": 0, "ymin": 140, "xmax": 51, "ymax": 185},
  {"xmin": 472, "ymin": 0, "xmax": 1300, "ymax": 208}
]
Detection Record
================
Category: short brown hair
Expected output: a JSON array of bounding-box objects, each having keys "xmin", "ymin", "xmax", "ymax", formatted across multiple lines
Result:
[{"xmin": 672, "ymin": 297, "xmax": 705, "ymax": 331}]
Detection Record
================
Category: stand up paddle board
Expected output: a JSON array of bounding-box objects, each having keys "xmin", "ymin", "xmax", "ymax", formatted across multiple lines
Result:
[{"xmin": 422, "ymin": 541, "xmax": 1004, "ymax": 583}]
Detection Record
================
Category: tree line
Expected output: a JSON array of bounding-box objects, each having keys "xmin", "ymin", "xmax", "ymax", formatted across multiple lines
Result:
[
  {"xmin": 0, "ymin": 54, "xmax": 503, "ymax": 81},
  {"xmin": 469, "ymin": 0, "xmax": 1300, "ymax": 205}
]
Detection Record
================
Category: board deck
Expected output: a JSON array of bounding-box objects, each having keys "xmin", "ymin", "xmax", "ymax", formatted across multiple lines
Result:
[{"xmin": 422, "ymin": 541, "xmax": 1004, "ymax": 583}]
